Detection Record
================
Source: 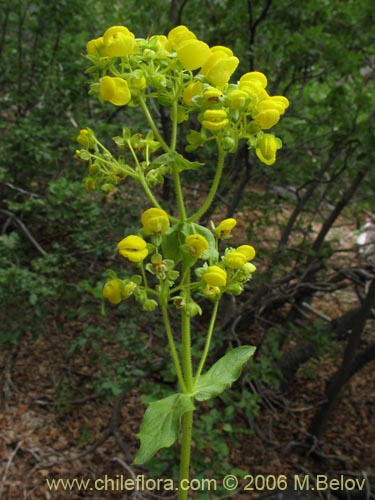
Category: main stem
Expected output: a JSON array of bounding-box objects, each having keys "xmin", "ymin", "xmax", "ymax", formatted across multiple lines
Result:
[{"xmin": 178, "ymin": 259, "xmax": 194, "ymax": 500}]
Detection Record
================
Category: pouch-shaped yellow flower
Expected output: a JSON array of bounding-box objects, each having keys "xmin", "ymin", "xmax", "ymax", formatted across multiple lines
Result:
[
  {"xmin": 117, "ymin": 235, "xmax": 148, "ymax": 262},
  {"xmin": 141, "ymin": 208, "xmax": 170, "ymax": 236},
  {"xmin": 177, "ymin": 39, "xmax": 211, "ymax": 70},
  {"xmin": 103, "ymin": 279, "xmax": 123, "ymax": 304},
  {"xmin": 201, "ymin": 49, "xmax": 239, "ymax": 89},
  {"xmin": 99, "ymin": 76, "xmax": 131, "ymax": 106},
  {"xmin": 102, "ymin": 26, "xmax": 138, "ymax": 57},
  {"xmin": 255, "ymin": 134, "xmax": 282, "ymax": 165},
  {"xmin": 202, "ymin": 265, "xmax": 227, "ymax": 287},
  {"xmin": 185, "ymin": 234, "xmax": 209, "ymax": 257}
]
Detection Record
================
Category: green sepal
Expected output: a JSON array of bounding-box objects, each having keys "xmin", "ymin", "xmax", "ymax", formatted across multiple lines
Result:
[
  {"xmin": 133, "ymin": 393, "xmax": 195, "ymax": 464},
  {"xmin": 195, "ymin": 346, "xmax": 256, "ymax": 401}
]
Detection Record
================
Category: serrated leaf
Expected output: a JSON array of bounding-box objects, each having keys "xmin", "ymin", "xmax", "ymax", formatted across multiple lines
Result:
[
  {"xmin": 133, "ymin": 393, "xmax": 195, "ymax": 464},
  {"xmin": 195, "ymin": 346, "xmax": 256, "ymax": 401}
]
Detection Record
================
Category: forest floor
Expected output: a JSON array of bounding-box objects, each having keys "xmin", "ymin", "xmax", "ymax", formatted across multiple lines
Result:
[{"xmin": 1, "ymin": 203, "xmax": 374, "ymax": 500}]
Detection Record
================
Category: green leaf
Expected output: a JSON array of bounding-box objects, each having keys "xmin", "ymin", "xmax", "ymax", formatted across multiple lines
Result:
[
  {"xmin": 195, "ymin": 346, "xmax": 256, "ymax": 401},
  {"xmin": 133, "ymin": 393, "xmax": 195, "ymax": 464},
  {"xmin": 151, "ymin": 151, "xmax": 204, "ymax": 173},
  {"xmin": 162, "ymin": 222, "xmax": 218, "ymax": 264}
]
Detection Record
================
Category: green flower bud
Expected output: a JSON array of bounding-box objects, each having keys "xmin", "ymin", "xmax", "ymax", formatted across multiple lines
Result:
[{"xmin": 143, "ymin": 298, "xmax": 158, "ymax": 311}]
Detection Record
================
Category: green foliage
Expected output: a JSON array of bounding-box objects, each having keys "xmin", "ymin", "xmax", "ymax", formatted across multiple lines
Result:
[
  {"xmin": 134, "ymin": 393, "xmax": 195, "ymax": 465},
  {"xmin": 195, "ymin": 346, "xmax": 256, "ymax": 400}
]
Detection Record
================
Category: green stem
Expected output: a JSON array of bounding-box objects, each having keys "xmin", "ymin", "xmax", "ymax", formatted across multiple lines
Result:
[
  {"xmin": 160, "ymin": 302, "xmax": 187, "ymax": 393},
  {"xmin": 178, "ymin": 259, "xmax": 194, "ymax": 500},
  {"xmin": 138, "ymin": 95, "xmax": 169, "ymax": 152},
  {"xmin": 194, "ymin": 299, "xmax": 220, "ymax": 384},
  {"xmin": 173, "ymin": 167, "xmax": 187, "ymax": 221},
  {"xmin": 178, "ymin": 409, "xmax": 193, "ymax": 500},
  {"xmin": 126, "ymin": 139, "xmax": 163, "ymax": 210},
  {"xmin": 187, "ymin": 144, "xmax": 226, "ymax": 223}
]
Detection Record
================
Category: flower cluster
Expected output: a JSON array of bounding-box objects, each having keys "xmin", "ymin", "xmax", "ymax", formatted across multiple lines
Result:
[
  {"xmin": 78, "ymin": 24, "xmax": 289, "ymax": 193},
  {"xmin": 103, "ymin": 210, "xmax": 256, "ymax": 313}
]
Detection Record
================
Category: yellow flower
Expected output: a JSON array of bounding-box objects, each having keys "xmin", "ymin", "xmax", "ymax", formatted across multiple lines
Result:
[
  {"xmin": 117, "ymin": 235, "xmax": 148, "ymax": 262},
  {"xmin": 201, "ymin": 109, "xmax": 229, "ymax": 131},
  {"xmin": 168, "ymin": 25, "xmax": 196, "ymax": 49},
  {"xmin": 227, "ymin": 89, "xmax": 248, "ymax": 109},
  {"xmin": 225, "ymin": 245, "xmax": 256, "ymax": 269},
  {"xmin": 243, "ymin": 262, "xmax": 256, "ymax": 274},
  {"xmin": 202, "ymin": 265, "xmax": 227, "ymax": 287},
  {"xmin": 86, "ymin": 37, "xmax": 105, "ymax": 56},
  {"xmin": 185, "ymin": 234, "xmax": 209, "ymax": 257},
  {"xmin": 237, "ymin": 245, "xmax": 256, "ymax": 261},
  {"xmin": 239, "ymin": 74, "xmax": 268, "ymax": 102},
  {"xmin": 99, "ymin": 76, "xmax": 131, "ymax": 106},
  {"xmin": 257, "ymin": 98, "xmax": 287, "ymax": 115},
  {"xmin": 103, "ymin": 279, "xmax": 123, "ymax": 304},
  {"xmin": 102, "ymin": 26, "xmax": 138, "ymax": 57},
  {"xmin": 240, "ymin": 71, "xmax": 268, "ymax": 89},
  {"xmin": 176, "ymin": 39, "xmax": 211, "ymax": 70},
  {"xmin": 254, "ymin": 109, "xmax": 281, "ymax": 129},
  {"xmin": 183, "ymin": 81, "xmax": 203, "ymax": 106},
  {"xmin": 256, "ymin": 134, "xmax": 282, "ymax": 165},
  {"xmin": 202, "ymin": 285, "xmax": 221, "ymax": 298},
  {"xmin": 215, "ymin": 218, "xmax": 237, "ymax": 238},
  {"xmin": 203, "ymin": 87, "xmax": 222, "ymax": 104},
  {"xmin": 201, "ymin": 47, "xmax": 239, "ymax": 88},
  {"xmin": 141, "ymin": 208, "xmax": 170, "ymax": 236},
  {"xmin": 76, "ymin": 129, "xmax": 95, "ymax": 149},
  {"xmin": 225, "ymin": 251, "xmax": 248, "ymax": 269},
  {"xmin": 155, "ymin": 35, "xmax": 172, "ymax": 53}
]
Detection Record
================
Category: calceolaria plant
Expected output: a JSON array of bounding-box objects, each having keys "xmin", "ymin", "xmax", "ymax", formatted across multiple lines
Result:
[{"xmin": 77, "ymin": 24, "xmax": 288, "ymax": 498}]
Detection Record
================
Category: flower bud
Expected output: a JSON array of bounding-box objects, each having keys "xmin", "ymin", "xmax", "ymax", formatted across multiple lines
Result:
[
  {"xmin": 103, "ymin": 279, "xmax": 123, "ymax": 304},
  {"xmin": 184, "ymin": 301, "xmax": 202, "ymax": 317},
  {"xmin": 202, "ymin": 285, "xmax": 221, "ymax": 299},
  {"xmin": 225, "ymin": 283, "xmax": 244, "ymax": 295},
  {"xmin": 84, "ymin": 177, "xmax": 95, "ymax": 191},
  {"xmin": 76, "ymin": 128, "xmax": 96, "ymax": 149},
  {"xmin": 143, "ymin": 298, "xmax": 158, "ymax": 311},
  {"xmin": 117, "ymin": 235, "xmax": 148, "ymax": 263}
]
